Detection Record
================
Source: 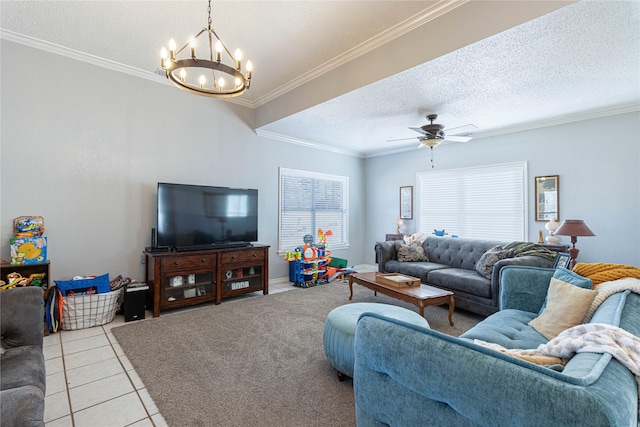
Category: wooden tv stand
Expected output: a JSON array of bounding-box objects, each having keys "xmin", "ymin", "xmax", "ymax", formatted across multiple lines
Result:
[{"xmin": 145, "ymin": 245, "xmax": 269, "ymax": 317}]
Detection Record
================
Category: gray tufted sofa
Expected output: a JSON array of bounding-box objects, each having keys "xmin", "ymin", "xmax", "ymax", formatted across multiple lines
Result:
[
  {"xmin": 375, "ymin": 236, "xmax": 554, "ymax": 316},
  {"xmin": 0, "ymin": 286, "xmax": 46, "ymax": 427}
]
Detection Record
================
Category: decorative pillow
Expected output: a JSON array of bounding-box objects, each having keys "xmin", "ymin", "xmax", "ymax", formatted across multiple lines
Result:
[
  {"xmin": 538, "ymin": 268, "xmax": 593, "ymax": 313},
  {"xmin": 475, "ymin": 246, "xmax": 515, "ymax": 279},
  {"xmin": 529, "ymin": 278, "xmax": 597, "ymax": 340},
  {"xmin": 55, "ymin": 273, "xmax": 111, "ymax": 296},
  {"xmin": 394, "ymin": 241, "xmax": 428, "ymax": 262}
]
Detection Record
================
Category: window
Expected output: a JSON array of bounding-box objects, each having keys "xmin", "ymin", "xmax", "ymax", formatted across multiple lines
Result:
[
  {"xmin": 416, "ymin": 162, "xmax": 527, "ymax": 241},
  {"xmin": 278, "ymin": 168, "xmax": 349, "ymax": 253}
]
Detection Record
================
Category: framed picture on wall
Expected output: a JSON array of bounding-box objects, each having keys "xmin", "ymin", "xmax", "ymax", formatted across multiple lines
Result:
[
  {"xmin": 535, "ymin": 175, "xmax": 559, "ymax": 221},
  {"xmin": 400, "ymin": 186, "xmax": 413, "ymax": 220}
]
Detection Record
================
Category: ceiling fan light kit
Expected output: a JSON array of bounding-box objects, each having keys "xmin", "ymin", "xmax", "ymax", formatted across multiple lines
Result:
[
  {"xmin": 159, "ymin": 0, "xmax": 252, "ymax": 98},
  {"xmin": 391, "ymin": 114, "xmax": 476, "ymax": 168}
]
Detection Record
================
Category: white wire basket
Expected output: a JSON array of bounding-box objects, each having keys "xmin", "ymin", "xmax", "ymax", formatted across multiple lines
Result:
[{"xmin": 61, "ymin": 288, "xmax": 123, "ymax": 330}]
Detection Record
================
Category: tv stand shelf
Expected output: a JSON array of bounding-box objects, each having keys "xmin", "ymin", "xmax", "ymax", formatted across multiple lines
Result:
[{"xmin": 145, "ymin": 245, "xmax": 269, "ymax": 317}]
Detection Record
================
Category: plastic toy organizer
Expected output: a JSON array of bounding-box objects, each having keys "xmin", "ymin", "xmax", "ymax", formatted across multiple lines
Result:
[{"xmin": 288, "ymin": 245, "xmax": 331, "ymax": 288}]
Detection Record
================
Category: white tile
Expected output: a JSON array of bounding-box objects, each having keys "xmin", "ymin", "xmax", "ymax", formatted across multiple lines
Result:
[
  {"xmin": 127, "ymin": 368, "xmax": 146, "ymax": 390},
  {"xmin": 45, "ymin": 415, "xmax": 72, "ymax": 427},
  {"xmin": 69, "ymin": 372, "xmax": 134, "ymax": 412},
  {"xmin": 151, "ymin": 412, "xmax": 169, "ymax": 427},
  {"xmin": 118, "ymin": 354, "xmax": 134, "ymax": 371},
  {"xmin": 64, "ymin": 345, "xmax": 116, "ymax": 370},
  {"xmin": 128, "ymin": 418, "xmax": 154, "ymax": 427},
  {"xmin": 62, "ymin": 333, "xmax": 110, "ymax": 355},
  {"xmin": 110, "ymin": 340, "xmax": 124, "ymax": 357},
  {"xmin": 60, "ymin": 326, "xmax": 105, "ymax": 343},
  {"xmin": 101, "ymin": 315, "xmax": 125, "ymax": 331},
  {"xmin": 43, "ymin": 343, "xmax": 62, "ymax": 360},
  {"xmin": 66, "ymin": 357, "xmax": 125, "ymax": 389},
  {"xmin": 45, "ymin": 356, "xmax": 64, "ymax": 375},
  {"xmin": 44, "ymin": 390, "xmax": 70, "ymax": 423},
  {"xmin": 45, "ymin": 372, "xmax": 67, "ymax": 396},
  {"xmin": 43, "ymin": 332, "xmax": 61, "ymax": 348},
  {"xmin": 73, "ymin": 392, "xmax": 147, "ymax": 427},
  {"xmin": 137, "ymin": 388, "xmax": 158, "ymax": 415}
]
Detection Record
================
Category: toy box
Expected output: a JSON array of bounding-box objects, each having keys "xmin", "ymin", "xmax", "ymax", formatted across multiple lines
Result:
[{"xmin": 10, "ymin": 237, "xmax": 48, "ymax": 264}]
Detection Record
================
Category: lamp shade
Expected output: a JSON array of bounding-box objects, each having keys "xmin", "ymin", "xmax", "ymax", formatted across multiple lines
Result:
[{"xmin": 554, "ymin": 219, "xmax": 595, "ymax": 237}]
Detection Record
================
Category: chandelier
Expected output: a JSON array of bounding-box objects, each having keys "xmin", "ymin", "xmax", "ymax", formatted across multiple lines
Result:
[{"xmin": 160, "ymin": 0, "xmax": 252, "ymax": 98}]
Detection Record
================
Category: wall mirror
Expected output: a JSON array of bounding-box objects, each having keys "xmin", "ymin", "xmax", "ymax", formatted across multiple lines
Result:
[
  {"xmin": 535, "ymin": 175, "xmax": 559, "ymax": 221},
  {"xmin": 400, "ymin": 186, "xmax": 413, "ymax": 220}
]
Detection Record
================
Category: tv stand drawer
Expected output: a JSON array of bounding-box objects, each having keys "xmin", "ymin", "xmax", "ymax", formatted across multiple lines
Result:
[
  {"xmin": 221, "ymin": 250, "xmax": 265, "ymax": 265},
  {"xmin": 160, "ymin": 255, "xmax": 215, "ymax": 271}
]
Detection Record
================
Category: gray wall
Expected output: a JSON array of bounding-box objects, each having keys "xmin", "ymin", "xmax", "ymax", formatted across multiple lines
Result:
[
  {"xmin": 2, "ymin": 40, "xmax": 639, "ymax": 285},
  {"xmin": 364, "ymin": 111, "xmax": 640, "ymax": 266},
  {"xmin": 0, "ymin": 41, "xmax": 366, "ymax": 282}
]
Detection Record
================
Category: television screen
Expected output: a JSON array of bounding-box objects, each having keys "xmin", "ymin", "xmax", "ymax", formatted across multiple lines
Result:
[{"xmin": 157, "ymin": 183, "xmax": 258, "ymax": 250}]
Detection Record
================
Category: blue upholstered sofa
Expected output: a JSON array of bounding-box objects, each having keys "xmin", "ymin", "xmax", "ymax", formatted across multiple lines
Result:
[
  {"xmin": 354, "ymin": 266, "xmax": 639, "ymax": 426},
  {"xmin": 376, "ymin": 236, "xmax": 554, "ymax": 316}
]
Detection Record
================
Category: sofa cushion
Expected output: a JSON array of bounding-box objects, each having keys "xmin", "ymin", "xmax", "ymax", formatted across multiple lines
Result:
[
  {"xmin": 475, "ymin": 246, "xmax": 515, "ymax": 279},
  {"xmin": 394, "ymin": 241, "xmax": 427, "ymax": 262},
  {"xmin": 539, "ymin": 268, "xmax": 593, "ymax": 314},
  {"xmin": 460, "ymin": 309, "xmax": 547, "ymax": 349},
  {"xmin": 424, "ymin": 236, "xmax": 504, "ymax": 270},
  {"xmin": 384, "ymin": 261, "xmax": 449, "ymax": 283},
  {"xmin": 0, "ymin": 346, "xmax": 45, "ymax": 392},
  {"xmin": 529, "ymin": 278, "xmax": 597, "ymax": 340},
  {"xmin": 428, "ymin": 268, "xmax": 492, "ymax": 298}
]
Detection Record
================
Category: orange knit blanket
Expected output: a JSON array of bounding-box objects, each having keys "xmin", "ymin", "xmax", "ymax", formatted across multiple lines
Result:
[{"xmin": 573, "ymin": 263, "xmax": 640, "ymax": 286}]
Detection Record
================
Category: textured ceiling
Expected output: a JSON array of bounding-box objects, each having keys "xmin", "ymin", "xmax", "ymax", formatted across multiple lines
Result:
[{"xmin": 2, "ymin": 1, "xmax": 639, "ymax": 158}]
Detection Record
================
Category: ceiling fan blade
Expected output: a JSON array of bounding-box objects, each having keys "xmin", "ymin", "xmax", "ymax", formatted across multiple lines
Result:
[
  {"xmin": 409, "ymin": 127, "xmax": 428, "ymax": 136},
  {"xmin": 386, "ymin": 137, "xmax": 418, "ymax": 142},
  {"xmin": 445, "ymin": 135, "xmax": 473, "ymax": 143},
  {"xmin": 447, "ymin": 123, "xmax": 477, "ymax": 135}
]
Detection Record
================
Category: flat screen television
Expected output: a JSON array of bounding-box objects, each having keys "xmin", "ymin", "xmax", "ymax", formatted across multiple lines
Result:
[{"xmin": 157, "ymin": 182, "xmax": 258, "ymax": 250}]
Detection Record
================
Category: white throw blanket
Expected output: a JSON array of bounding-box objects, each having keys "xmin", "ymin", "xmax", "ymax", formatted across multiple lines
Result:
[
  {"xmin": 476, "ymin": 323, "xmax": 640, "ymax": 420},
  {"xmin": 583, "ymin": 277, "xmax": 640, "ymax": 322},
  {"xmin": 403, "ymin": 233, "xmax": 428, "ymax": 245}
]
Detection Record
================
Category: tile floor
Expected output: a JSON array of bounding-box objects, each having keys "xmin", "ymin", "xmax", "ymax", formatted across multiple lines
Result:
[{"xmin": 43, "ymin": 265, "xmax": 376, "ymax": 427}]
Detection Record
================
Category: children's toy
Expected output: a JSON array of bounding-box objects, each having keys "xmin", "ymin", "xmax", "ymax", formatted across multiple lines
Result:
[
  {"xmin": 14, "ymin": 216, "xmax": 45, "ymax": 237},
  {"xmin": 10, "ymin": 237, "xmax": 47, "ymax": 264}
]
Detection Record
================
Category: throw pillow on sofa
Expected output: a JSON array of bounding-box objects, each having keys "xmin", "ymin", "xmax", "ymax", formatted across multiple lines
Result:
[
  {"xmin": 394, "ymin": 241, "xmax": 428, "ymax": 262},
  {"xmin": 475, "ymin": 246, "xmax": 515, "ymax": 279},
  {"xmin": 529, "ymin": 277, "xmax": 597, "ymax": 340}
]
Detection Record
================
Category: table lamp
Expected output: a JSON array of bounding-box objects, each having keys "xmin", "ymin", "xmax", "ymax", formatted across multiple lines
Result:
[{"xmin": 554, "ymin": 219, "xmax": 595, "ymax": 268}]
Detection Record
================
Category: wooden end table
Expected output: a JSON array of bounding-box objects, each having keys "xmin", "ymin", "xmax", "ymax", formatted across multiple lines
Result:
[{"xmin": 349, "ymin": 272, "xmax": 455, "ymax": 326}]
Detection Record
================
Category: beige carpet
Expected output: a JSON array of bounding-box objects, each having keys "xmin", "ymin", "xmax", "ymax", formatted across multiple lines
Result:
[{"xmin": 111, "ymin": 283, "xmax": 483, "ymax": 426}]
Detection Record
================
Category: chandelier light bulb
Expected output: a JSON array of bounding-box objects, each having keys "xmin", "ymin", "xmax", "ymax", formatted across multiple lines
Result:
[
  {"xmin": 189, "ymin": 37, "xmax": 197, "ymax": 58},
  {"xmin": 218, "ymin": 77, "xmax": 225, "ymax": 89},
  {"xmin": 168, "ymin": 38, "xmax": 176, "ymax": 59},
  {"xmin": 246, "ymin": 60, "xmax": 253, "ymax": 79},
  {"xmin": 179, "ymin": 68, "xmax": 186, "ymax": 82},
  {"xmin": 235, "ymin": 77, "xmax": 241, "ymax": 88},
  {"xmin": 234, "ymin": 48, "xmax": 242, "ymax": 70},
  {"xmin": 160, "ymin": 47, "xmax": 168, "ymax": 68},
  {"xmin": 215, "ymin": 40, "xmax": 223, "ymax": 62},
  {"xmin": 199, "ymin": 75, "xmax": 206, "ymax": 88}
]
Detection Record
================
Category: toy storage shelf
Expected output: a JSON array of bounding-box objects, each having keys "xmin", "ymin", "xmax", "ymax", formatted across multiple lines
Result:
[{"xmin": 1, "ymin": 261, "xmax": 50, "ymax": 289}]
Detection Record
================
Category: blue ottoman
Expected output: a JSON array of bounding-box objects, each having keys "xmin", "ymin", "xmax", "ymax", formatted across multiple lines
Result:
[{"xmin": 323, "ymin": 302, "xmax": 430, "ymax": 380}]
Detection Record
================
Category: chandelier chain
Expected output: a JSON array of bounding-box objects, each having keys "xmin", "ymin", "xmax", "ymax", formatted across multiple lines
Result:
[{"xmin": 207, "ymin": 0, "xmax": 212, "ymax": 30}]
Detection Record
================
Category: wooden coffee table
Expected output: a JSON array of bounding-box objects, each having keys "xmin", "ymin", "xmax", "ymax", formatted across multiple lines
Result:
[{"xmin": 348, "ymin": 272, "xmax": 455, "ymax": 326}]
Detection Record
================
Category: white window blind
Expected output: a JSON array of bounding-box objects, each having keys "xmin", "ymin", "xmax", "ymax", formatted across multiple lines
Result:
[
  {"xmin": 417, "ymin": 162, "xmax": 527, "ymax": 241},
  {"xmin": 278, "ymin": 168, "xmax": 349, "ymax": 253}
]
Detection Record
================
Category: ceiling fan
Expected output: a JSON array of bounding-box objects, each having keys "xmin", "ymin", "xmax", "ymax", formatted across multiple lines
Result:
[{"xmin": 388, "ymin": 114, "xmax": 477, "ymax": 167}]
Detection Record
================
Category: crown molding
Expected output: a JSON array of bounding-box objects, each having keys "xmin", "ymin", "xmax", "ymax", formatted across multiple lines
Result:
[
  {"xmin": 251, "ymin": 0, "xmax": 468, "ymax": 108},
  {"xmin": 470, "ymin": 103, "xmax": 640, "ymax": 140},
  {"xmin": 255, "ymin": 129, "xmax": 362, "ymax": 158},
  {"xmin": 0, "ymin": 29, "xmax": 254, "ymax": 109}
]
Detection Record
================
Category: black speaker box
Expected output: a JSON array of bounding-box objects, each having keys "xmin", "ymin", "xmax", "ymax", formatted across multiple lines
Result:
[{"xmin": 124, "ymin": 284, "xmax": 148, "ymax": 322}]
